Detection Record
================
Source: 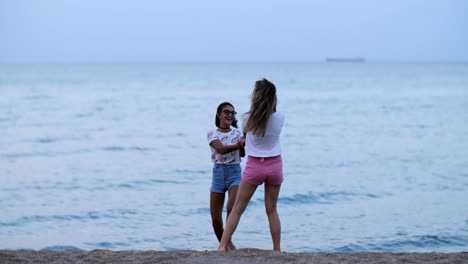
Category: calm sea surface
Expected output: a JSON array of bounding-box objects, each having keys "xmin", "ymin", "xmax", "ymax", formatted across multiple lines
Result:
[{"xmin": 1, "ymin": 62, "xmax": 467, "ymax": 252}]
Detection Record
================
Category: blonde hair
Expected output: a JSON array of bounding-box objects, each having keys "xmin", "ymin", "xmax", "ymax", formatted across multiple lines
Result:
[{"xmin": 243, "ymin": 78, "xmax": 277, "ymax": 137}]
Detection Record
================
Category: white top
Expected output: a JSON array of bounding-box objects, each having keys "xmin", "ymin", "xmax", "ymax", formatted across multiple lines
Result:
[
  {"xmin": 242, "ymin": 112, "xmax": 285, "ymax": 157},
  {"xmin": 207, "ymin": 128, "xmax": 243, "ymax": 164}
]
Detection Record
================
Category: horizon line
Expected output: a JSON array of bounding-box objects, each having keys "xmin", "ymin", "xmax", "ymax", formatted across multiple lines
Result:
[{"xmin": 1, "ymin": 59, "xmax": 467, "ymax": 65}]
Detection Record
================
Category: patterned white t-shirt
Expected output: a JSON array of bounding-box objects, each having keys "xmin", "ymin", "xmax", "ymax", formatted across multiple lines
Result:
[{"xmin": 207, "ymin": 128, "xmax": 242, "ymax": 164}]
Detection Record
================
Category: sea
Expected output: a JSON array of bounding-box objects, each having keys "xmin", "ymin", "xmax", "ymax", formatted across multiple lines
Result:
[{"xmin": 1, "ymin": 62, "xmax": 467, "ymax": 252}]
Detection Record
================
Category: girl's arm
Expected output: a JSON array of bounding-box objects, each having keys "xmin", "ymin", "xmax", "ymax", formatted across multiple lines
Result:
[
  {"xmin": 239, "ymin": 137, "xmax": 245, "ymax": 157},
  {"xmin": 209, "ymin": 140, "xmax": 243, "ymax": 154}
]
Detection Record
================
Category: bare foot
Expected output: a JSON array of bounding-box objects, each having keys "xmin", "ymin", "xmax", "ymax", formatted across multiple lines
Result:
[
  {"xmin": 227, "ymin": 241, "xmax": 237, "ymax": 251},
  {"xmin": 217, "ymin": 245, "xmax": 227, "ymax": 252}
]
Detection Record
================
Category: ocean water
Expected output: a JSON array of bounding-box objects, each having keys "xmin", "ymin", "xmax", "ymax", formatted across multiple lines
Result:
[{"xmin": 1, "ymin": 62, "xmax": 467, "ymax": 252}]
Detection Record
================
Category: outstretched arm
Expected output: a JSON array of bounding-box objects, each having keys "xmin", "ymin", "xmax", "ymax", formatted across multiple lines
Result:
[{"xmin": 239, "ymin": 138, "xmax": 245, "ymax": 157}]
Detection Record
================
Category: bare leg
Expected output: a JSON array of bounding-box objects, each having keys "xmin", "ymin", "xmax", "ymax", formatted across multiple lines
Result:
[
  {"xmin": 265, "ymin": 183, "xmax": 281, "ymax": 252},
  {"xmin": 218, "ymin": 181, "xmax": 257, "ymax": 252},
  {"xmin": 226, "ymin": 185, "xmax": 239, "ymax": 251},
  {"xmin": 210, "ymin": 192, "xmax": 225, "ymax": 241}
]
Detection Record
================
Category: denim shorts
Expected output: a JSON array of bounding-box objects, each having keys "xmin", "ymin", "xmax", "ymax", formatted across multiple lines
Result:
[{"xmin": 211, "ymin": 163, "xmax": 242, "ymax": 193}]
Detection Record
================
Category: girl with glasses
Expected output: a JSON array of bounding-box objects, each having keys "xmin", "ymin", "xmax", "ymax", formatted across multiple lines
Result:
[{"xmin": 207, "ymin": 102, "xmax": 245, "ymax": 251}]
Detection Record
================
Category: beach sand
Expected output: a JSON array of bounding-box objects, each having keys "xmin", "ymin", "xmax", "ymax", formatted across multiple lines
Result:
[{"xmin": 1, "ymin": 248, "xmax": 466, "ymax": 264}]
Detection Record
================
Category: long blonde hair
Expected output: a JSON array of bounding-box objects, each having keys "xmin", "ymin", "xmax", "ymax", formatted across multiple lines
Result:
[{"xmin": 243, "ymin": 78, "xmax": 277, "ymax": 137}]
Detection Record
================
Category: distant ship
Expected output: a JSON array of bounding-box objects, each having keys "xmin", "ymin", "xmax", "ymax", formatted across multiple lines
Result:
[{"xmin": 326, "ymin": 57, "xmax": 366, "ymax": 63}]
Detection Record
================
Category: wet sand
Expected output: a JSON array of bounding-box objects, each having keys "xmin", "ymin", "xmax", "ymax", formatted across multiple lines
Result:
[{"xmin": 1, "ymin": 248, "xmax": 467, "ymax": 264}]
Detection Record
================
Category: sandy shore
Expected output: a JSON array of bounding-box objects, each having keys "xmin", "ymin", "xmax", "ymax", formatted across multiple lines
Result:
[{"xmin": 1, "ymin": 248, "xmax": 467, "ymax": 264}]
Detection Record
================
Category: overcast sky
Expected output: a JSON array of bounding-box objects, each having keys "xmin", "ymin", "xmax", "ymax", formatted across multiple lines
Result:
[{"xmin": 1, "ymin": 0, "xmax": 467, "ymax": 63}]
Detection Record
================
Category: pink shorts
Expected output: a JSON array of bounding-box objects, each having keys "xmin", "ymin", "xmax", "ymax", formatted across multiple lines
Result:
[{"xmin": 242, "ymin": 155, "xmax": 283, "ymax": 186}]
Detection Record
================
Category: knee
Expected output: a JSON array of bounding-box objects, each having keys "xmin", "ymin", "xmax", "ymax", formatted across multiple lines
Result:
[
  {"xmin": 265, "ymin": 205, "xmax": 277, "ymax": 216},
  {"xmin": 226, "ymin": 200, "xmax": 234, "ymax": 214},
  {"xmin": 232, "ymin": 202, "xmax": 246, "ymax": 215},
  {"xmin": 211, "ymin": 217, "xmax": 223, "ymax": 227}
]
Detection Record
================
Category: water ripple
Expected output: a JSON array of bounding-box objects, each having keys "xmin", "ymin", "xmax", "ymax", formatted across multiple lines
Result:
[
  {"xmin": 90, "ymin": 179, "xmax": 183, "ymax": 191},
  {"xmin": 0, "ymin": 209, "xmax": 138, "ymax": 227},
  {"xmin": 337, "ymin": 235, "xmax": 468, "ymax": 252},
  {"xmin": 334, "ymin": 244, "xmax": 367, "ymax": 252},
  {"xmin": 102, "ymin": 146, "xmax": 158, "ymax": 152},
  {"xmin": 371, "ymin": 235, "xmax": 468, "ymax": 251},
  {"xmin": 267, "ymin": 191, "xmax": 383, "ymax": 206},
  {"xmin": 36, "ymin": 137, "xmax": 59, "ymax": 143},
  {"xmin": 182, "ymin": 208, "xmax": 210, "ymax": 216},
  {"xmin": 43, "ymin": 245, "xmax": 83, "ymax": 251},
  {"xmin": 1, "ymin": 149, "xmax": 91, "ymax": 159},
  {"xmin": 85, "ymin": 242, "xmax": 131, "ymax": 249},
  {"xmin": 174, "ymin": 169, "xmax": 208, "ymax": 175},
  {"xmin": 1, "ymin": 146, "xmax": 157, "ymax": 159},
  {"xmin": 2, "ymin": 178, "xmax": 183, "ymax": 192}
]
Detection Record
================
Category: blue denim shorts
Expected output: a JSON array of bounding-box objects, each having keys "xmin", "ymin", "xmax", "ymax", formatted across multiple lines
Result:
[{"xmin": 211, "ymin": 163, "xmax": 242, "ymax": 193}]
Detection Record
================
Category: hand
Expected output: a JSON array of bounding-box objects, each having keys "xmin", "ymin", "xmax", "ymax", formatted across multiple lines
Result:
[{"xmin": 239, "ymin": 138, "xmax": 245, "ymax": 148}]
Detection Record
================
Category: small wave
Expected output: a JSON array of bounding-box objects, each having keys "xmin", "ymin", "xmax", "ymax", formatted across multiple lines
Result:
[
  {"xmin": 129, "ymin": 146, "xmax": 158, "ymax": 152},
  {"xmin": 335, "ymin": 235, "xmax": 468, "ymax": 252},
  {"xmin": 4, "ymin": 182, "xmax": 75, "ymax": 192},
  {"xmin": 1, "ymin": 146, "xmax": 158, "ymax": 159},
  {"xmin": 0, "ymin": 209, "xmax": 138, "ymax": 227},
  {"xmin": 128, "ymin": 178, "xmax": 182, "ymax": 186},
  {"xmin": 42, "ymin": 245, "xmax": 83, "ymax": 251},
  {"xmin": 334, "ymin": 244, "xmax": 368, "ymax": 252},
  {"xmin": 380, "ymin": 105, "xmax": 405, "ymax": 113},
  {"xmin": 182, "ymin": 207, "xmax": 210, "ymax": 216},
  {"xmin": 1, "ymin": 149, "xmax": 91, "ymax": 159},
  {"xmin": 102, "ymin": 146, "xmax": 158, "ymax": 152},
  {"xmin": 102, "ymin": 146, "xmax": 126, "ymax": 151},
  {"xmin": 148, "ymin": 179, "xmax": 181, "ymax": 184},
  {"xmin": 390, "ymin": 235, "xmax": 468, "ymax": 250},
  {"xmin": 266, "ymin": 191, "xmax": 382, "ymax": 206},
  {"xmin": 22, "ymin": 94, "xmax": 51, "ymax": 100},
  {"xmin": 28, "ymin": 122, "xmax": 64, "ymax": 128},
  {"xmin": 174, "ymin": 169, "xmax": 208, "ymax": 175},
  {"xmin": 85, "ymin": 242, "xmax": 131, "ymax": 249},
  {"xmin": 75, "ymin": 113, "xmax": 93, "ymax": 118},
  {"xmin": 90, "ymin": 179, "xmax": 182, "ymax": 191},
  {"xmin": 314, "ymin": 160, "xmax": 364, "ymax": 169},
  {"xmin": 25, "ymin": 135, "xmax": 90, "ymax": 145},
  {"xmin": 0, "ymin": 215, "xmax": 92, "ymax": 227},
  {"xmin": 36, "ymin": 137, "xmax": 59, "ymax": 143}
]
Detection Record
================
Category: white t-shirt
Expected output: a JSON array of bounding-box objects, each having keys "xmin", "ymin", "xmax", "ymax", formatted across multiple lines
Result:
[
  {"xmin": 242, "ymin": 112, "xmax": 285, "ymax": 157},
  {"xmin": 207, "ymin": 128, "xmax": 243, "ymax": 164}
]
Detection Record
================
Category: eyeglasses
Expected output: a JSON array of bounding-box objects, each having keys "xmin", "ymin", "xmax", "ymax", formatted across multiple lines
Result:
[{"xmin": 222, "ymin": 110, "xmax": 237, "ymax": 116}]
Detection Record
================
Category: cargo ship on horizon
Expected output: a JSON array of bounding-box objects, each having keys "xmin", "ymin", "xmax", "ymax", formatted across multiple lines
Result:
[{"xmin": 326, "ymin": 57, "xmax": 366, "ymax": 62}]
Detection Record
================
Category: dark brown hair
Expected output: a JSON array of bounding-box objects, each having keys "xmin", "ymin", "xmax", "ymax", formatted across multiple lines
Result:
[{"xmin": 215, "ymin": 102, "xmax": 238, "ymax": 128}]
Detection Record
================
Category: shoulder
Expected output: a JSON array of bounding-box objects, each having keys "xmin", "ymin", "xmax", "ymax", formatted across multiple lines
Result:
[
  {"xmin": 270, "ymin": 112, "xmax": 285, "ymax": 128},
  {"xmin": 207, "ymin": 129, "xmax": 218, "ymax": 137},
  {"xmin": 272, "ymin": 112, "xmax": 285, "ymax": 121}
]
